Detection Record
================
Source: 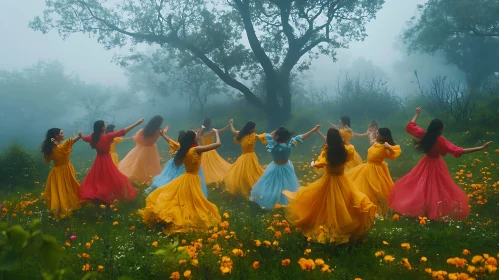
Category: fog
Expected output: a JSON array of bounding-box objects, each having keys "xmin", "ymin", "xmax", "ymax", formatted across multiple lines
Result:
[{"xmin": 0, "ymin": 0, "xmax": 471, "ymax": 148}]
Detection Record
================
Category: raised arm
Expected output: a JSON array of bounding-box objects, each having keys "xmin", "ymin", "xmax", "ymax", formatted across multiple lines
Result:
[
  {"xmin": 229, "ymin": 120, "xmax": 238, "ymax": 135},
  {"xmin": 79, "ymin": 131, "xmax": 92, "ymax": 143},
  {"xmin": 462, "ymin": 141, "xmax": 493, "ymax": 155},
  {"xmin": 195, "ymin": 129, "xmax": 221, "ymax": 154},
  {"xmin": 197, "ymin": 125, "xmax": 205, "ymax": 136},
  {"xmin": 411, "ymin": 107, "xmax": 421, "ymax": 123},
  {"xmin": 124, "ymin": 118, "xmax": 144, "ymax": 134},
  {"xmin": 159, "ymin": 128, "xmax": 173, "ymax": 143},
  {"xmin": 217, "ymin": 123, "xmax": 231, "ymax": 133},
  {"xmin": 327, "ymin": 121, "xmax": 339, "ymax": 129},
  {"xmin": 317, "ymin": 130, "xmax": 327, "ymax": 142},
  {"xmin": 301, "ymin": 125, "xmax": 321, "ymax": 141},
  {"xmin": 72, "ymin": 132, "xmax": 82, "ymax": 144}
]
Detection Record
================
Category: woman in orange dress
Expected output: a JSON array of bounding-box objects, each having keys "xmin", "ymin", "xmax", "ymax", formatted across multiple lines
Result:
[
  {"xmin": 223, "ymin": 120, "xmax": 267, "ymax": 196},
  {"xmin": 42, "ymin": 128, "xmax": 82, "ymax": 218},
  {"xmin": 328, "ymin": 116, "xmax": 363, "ymax": 170},
  {"xmin": 118, "ymin": 116, "xmax": 164, "ymax": 184},
  {"xmin": 139, "ymin": 130, "xmax": 222, "ymax": 233},
  {"xmin": 106, "ymin": 125, "xmax": 130, "ymax": 166},
  {"xmin": 283, "ymin": 128, "xmax": 376, "ymax": 244},
  {"xmin": 346, "ymin": 128, "xmax": 401, "ymax": 214},
  {"xmin": 197, "ymin": 118, "xmax": 232, "ymax": 184}
]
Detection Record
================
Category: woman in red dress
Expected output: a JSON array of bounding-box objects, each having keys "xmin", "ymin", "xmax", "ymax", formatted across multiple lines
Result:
[
  {"xmin": 389, "ymin": 108, "xmax": 492, "ymax": 220},
  {"xmin": 79, "ymin": 118, "xmax": 144, "ymax": 204}
]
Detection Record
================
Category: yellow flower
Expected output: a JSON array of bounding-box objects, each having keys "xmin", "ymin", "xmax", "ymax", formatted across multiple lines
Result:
[
  {"xmin": 420, "ymin": 257, "xmax": 427, "ymax": 262},
  {"xmin": 382, "ymin": 241, "xmax": 389, "ymax": 245},
  {"xmin": 447, "ymin": 257, "xmax": 467, "ymax": 268},
  {"xmin": 254, "ymin": 240, "xmax": 261, "ymax": 247},
  {"xmin": 97, "ymin": 265, "xmax": 104, "ymax": 272},
  {"xmin": 304, "ymin": 249, "xmax": 312, "ymax": 255},
  {"xmin": 471, "ymin": 255, "xmax": 483, "ymax": 264},
  {"xmin": 400, "ymin": 243, "xmax": 411, "ymax": 250},
  {"xmin": 400, "ymin": 258, "xmax": 412, "ymax": 270},
  {"xmin": 191, "ymin": 259, "xmax": 199, "ymax": 266},
  {"xmin": 375, "ymin": 251, "xmax": 384, "ymax": 257},
  {"xmin": 183, "ymin": 270, "xmax": 192, "ymax": 278},
  {"xmin": 169, "ymin": 271, "xmax": 180, "ymax": 280},
  {"xmin": 467, "ymin": 265, "xmax": 476, "ymax": 274},
  {"xmin": 232, "ymin": 248, "xmax": 244, "ymax": 257},
  {"xmin": 314, "ymin": 259, "xmax": 325, "ymax": 266},
  {"xmin": 384, "ymin": 255, "xmax": 395, "ymax": 262},
  {"xmin": 223, "ymin": 212, "xmax": 230, "ymax": 219},
  {"xmin": 263, "ymin": 240, "xmax": 271, "ymax": 247},
  {"xmin": 112, "ymin": 221, "xmax": 118, "ymax": 226},
  {"xmin": 486, "ymin": 265, "xmax": 497, "ymax": 274}
]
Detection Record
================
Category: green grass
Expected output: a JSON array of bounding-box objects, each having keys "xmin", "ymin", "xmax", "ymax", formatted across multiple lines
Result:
[{"xmin": 1, "ymin": 135, "xmax": 498, "ymax": 280}]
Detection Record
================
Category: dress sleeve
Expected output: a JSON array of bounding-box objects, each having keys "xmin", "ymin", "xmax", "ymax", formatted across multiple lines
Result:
[
  {"xmin": 406, "ymin": 121, "xmax": 426, "ymax": 140},
  {"xmin": 265, "ymin": 133, "xmax": 277, "ymax": 152},
  {"xmin": 167, "ymin": 139, "xmax": 181, "ymax": 155},
  {"xmin": 108, "ymin": 129, "xmax": 127, "ymax": 139},
  {"xmin": 114, "ymin": 137, "xmax": 124, "ymax": 144},
  {"xmin": 385, "ymin": 144, "xmax": 402, "ymax": 160},
  {"xmin": 345, "ymin": 145, "xmax": 355, "ymax": 162},
  {"xmin": 313, "ymin": 147, "xmax": 328, "ymax": 169},
  {"xmin": 82, "ymin": 134, "xmax": 92, "ymax": 143},
  {"xmin": 61, "ymin": 138, "xmax": 74, "ymax": 155},
  {"xmin": 440, "ymin": 137, "xmax": 464, "ymax": 158},
  {"xmin": 256, "ymin": 133, "xmax": 268, "ymax": 145},
  {"xmin": 288, "ymin": 135, "xmax": 303, "ymax": 148}
]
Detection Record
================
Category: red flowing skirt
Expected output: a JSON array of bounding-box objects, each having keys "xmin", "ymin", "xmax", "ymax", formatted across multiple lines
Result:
[
  {"xmin": 389, "ymin": 155, "xmax": 469, "ymax": 220},
  {"xmin": 79, "ymin": 153, "xmax": 137, "ymax": 204}
]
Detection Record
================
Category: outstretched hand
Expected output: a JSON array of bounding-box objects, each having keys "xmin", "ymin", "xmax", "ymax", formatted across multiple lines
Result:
[
  {"xmin": 415, "ymin": 107, "xmax": 422, "ymax": 115},
  {"xmin": 313, "ymin": 125, "xmax": 321, "ymax": 131},
  {"xmin": 482, "ymin": 141, "xmax": 493, "ymax": 149},
  {"xmin": 138, "ymin": 118, "xmax": 145, "ymax": 124},
  {"xmin": 310, "ymin": 160, "xmax": 315, "ymax": 167},
  {"xmin": 229, "ymin": 119, "xmax": 233, "ymax": 124}
]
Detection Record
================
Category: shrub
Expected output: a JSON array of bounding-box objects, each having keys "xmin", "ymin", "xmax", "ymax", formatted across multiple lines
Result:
[{"xmin": 0, "ymin": 141, "xmax": 38, "ymax": 191}]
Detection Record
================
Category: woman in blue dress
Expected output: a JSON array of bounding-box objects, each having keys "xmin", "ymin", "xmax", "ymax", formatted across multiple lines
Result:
[
  {"xmin": 145, "ymin": 127, "xmax": 208, "ymax": 197},
  {"xmin": 250, "ymin": 125, "xmax": 321, "ymax": 209}
]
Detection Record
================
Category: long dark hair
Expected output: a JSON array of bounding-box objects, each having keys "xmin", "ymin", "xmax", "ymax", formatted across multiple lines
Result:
[
  {"xmin": 275, "ymin": 127, "xmax": 294, "ymax": 143},
  {"xmin": 143, "ymin": 115, "xmax": 163, "ymax": 138},
  {"xmin": 236, "ymin": 121, "xmax": 256, "ymax": 141},
  {"xmin": 415, "ymin": 119, "xmax": 444, "ymax": 153},
  {"xmin": 378, "ymin": 128, "xmax": 396, "ymax": 146},
  {"xmin": 41, "ymin": 128, "xmax": 61, "ymax": 157},
  {"xmin": 106, "ymin": 124, "xmax": 116, "ymax": 134},
  {"xmin": 202, "ymin": 118, "xmax": 212, "ymax": 130},
  {"xmin": 91, "ymin": 120, "xmax": 105, "ymax": 149},
  {"xmin": 340, "ymin": 116, "xmax": 351, "ymax": 127},
  {"xmin": 174, "ymin": 131, "xmax": 196, "ymax": 165},
  {"xmin": 326, "ymin": 128, "xmax": 347, "ymax": 167},
  {"xmin": 178, "ymin": 130, "xmax": 187, "ymax": 142}
]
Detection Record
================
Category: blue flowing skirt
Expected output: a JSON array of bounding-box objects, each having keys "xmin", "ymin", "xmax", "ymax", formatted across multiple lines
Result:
[
  {"xmin": 249, "ymin": 161, "xmax": 299, "ymax": 210},
  {"xmin": 145, "ymin": 158, "xmax": 208, "ymax": 198}
]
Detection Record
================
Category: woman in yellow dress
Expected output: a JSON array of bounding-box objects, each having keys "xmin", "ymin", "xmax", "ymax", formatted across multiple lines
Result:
[
  {"xmin": 283, "ymin": 128, "xmax": 376, "ymax": 244},
  {"xmin": 346, "ymin": 128, "xmax": 401, "ymax": 214},
  {"xmin": 197, "ymin": 118, "xmax": 232, "ymax": 184},
  {"xmin": 328, "ymin": 116, "xmax": 363, "ymax": 170},
  {"xmin": 223, "ymin": 120, "xmax": 267, "ymax": 196},
  {"xmin": 106, "ymin": 125, "xmax": 130, "ymax": 166},
  {"xmin": 41, "ymin": 128, "xmax": 82, "ymax": 218},
  {"xmin": 139, "ymin": 130, "xmax": 222, "ymax": 233}
]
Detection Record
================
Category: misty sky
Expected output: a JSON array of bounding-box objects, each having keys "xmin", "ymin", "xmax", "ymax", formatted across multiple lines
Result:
[{"xmin": 0, "ymin": 0, "xmax": 426, "ymax": 87}]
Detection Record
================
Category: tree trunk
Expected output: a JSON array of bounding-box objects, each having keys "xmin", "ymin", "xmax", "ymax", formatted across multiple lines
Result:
[{"xmin": 264, "ymin": 72, "xmax": 292, "ymax": 129}]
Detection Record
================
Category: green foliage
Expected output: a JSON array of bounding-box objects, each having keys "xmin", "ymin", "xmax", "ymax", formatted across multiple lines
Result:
[
  {"xmin": 403, "ymin": 0, "xmax": 499, "ymax": 87},
  {"xmin": 0, "ymin": 142, "xmax": 38, "ymax": 191},
  {"xmin": 0, "ymin": 219, "xmax": 64, "ymax": 279}
]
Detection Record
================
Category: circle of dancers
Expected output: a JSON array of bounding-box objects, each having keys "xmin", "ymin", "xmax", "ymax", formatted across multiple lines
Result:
[{"xmin": 41, "ymin": 108, "xmax": 493, "ymax": 243}]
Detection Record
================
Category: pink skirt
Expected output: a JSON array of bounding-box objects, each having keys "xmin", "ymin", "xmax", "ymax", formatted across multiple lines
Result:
[{"xmin": 389, "ymin": 155, "xmax": 469, "ymax": 220}]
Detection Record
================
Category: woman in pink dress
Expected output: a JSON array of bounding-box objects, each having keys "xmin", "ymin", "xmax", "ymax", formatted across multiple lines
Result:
[
  {"xmin": 389, "ymin": 107, "xmax": 492, "ymax": 221},
  {"xmin": 79, "ymin": 118, "xmax": 144, "ymax": 204},
  {"xmin": 118, "ymin": 116, "xmax": 164, "ymax": 184}
]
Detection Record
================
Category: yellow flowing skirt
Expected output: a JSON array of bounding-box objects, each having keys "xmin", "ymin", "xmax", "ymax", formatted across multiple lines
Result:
[
  {"xmin": 138, "ymin": 173, "xmax": 221, "ymax": 233},
  {"xmin": 283, "ymin": 172, "xmax": 376, "ymax": 244},
  {"xmin": 111, "ymin": 152, "xmax": 119, "ymax": 166},
  {"xmin": 346, "ymin": 162, "xmax": 394, "ymax": 214},
  {"xmin": 201, "ymin": 149, "xmax": 232, "ymax": 184},
  {"xmin": 44, "ymin": 163, "xmax": 81, "ymax": 218},
  {"xmin": 345, "ymin": 148, "xmax": 363, "ymax": 171},
  {"xmin": 223, "ymin": 152, "xmax": 263, "ymax": 196}
]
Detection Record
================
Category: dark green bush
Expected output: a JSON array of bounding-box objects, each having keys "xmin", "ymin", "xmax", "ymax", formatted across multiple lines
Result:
[{"xmin": 0, "ymin": 141, "xmax": 39, "ymax": 191}]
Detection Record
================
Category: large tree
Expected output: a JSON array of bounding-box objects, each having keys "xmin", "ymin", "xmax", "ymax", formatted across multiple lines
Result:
[
  {"xmin": 31, "ymin": 0, "xmax": 384, "ymax": 127},
  {"xmin": 403, "ymin": 0, "xmax": 499, "ymax": 88}
]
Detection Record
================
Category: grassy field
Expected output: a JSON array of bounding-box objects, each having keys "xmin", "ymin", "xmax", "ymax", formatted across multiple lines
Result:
[{"xmin": 1, "ymin": 131, "xmax": 498, "ymax": 280}]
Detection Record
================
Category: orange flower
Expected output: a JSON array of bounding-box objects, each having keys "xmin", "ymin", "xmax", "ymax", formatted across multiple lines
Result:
[
  {"xmin": 421, "ymin": 257, "xmax": 428, "ymax": 262},
  {"xmin": 252, "ymin": 261, "xmax": 259, "ymax": 269},
  {"xmin": 304, "ymin": 249, "xmax": 312, "ymax": 255},
  {"xmin": 170, "ymin": 271, "xmax": 180, "ymax": 280},
  {"xmin": 82, "ymin": 264, "xmax": 91, "ymax": 272},
  {"xmin": 284, "ymin": 227, "xmax": 291, "ymax": 234},
  {"xmin": 263, "ymin": 240, "xmax": 271, "ymax": 247},
  {"xmin": 314, "ymin": 259, "xmax": 325, "ymax": 266},
  {"xmin": 392, "ymin": 214, "xmax": 400, "ymax": 221},
  {"xmin": 97, "ymin": 265, "xmax": 104, "ymax": 272},
  {"xmin": 232, "ymin": 249, "xmax": 244, "ymax": 257},
  {"xmin": 112, "ymin": 221, "xmax": 118, "ymax": 226},
  {"xmin": 82, "ymin": 253, "xmax": 90, "ymax": 259},
  {"xmin": 282, "ymin": 259, "xmax": 291, "ymax": 266},
  {"xmin": 447, "ymin": 257, "xmax": 467, "ymax": 268},
  {"xmin": 401, "ymin": 243, "xmax": 411, "ymax": 250},
  {"xmin": 152, "ymin": 241, "xmax": 159, "ymax": 247},
  {"xmin": 486, "ymin": 265, "xmax": 497, "ymax": 274},
  {"xmin": 275, "ymin": 231, "xmax": 282, "ymax": 239},
  {"xmin": 223, "ymin": 212, "xmax": 230, "ymax": 219},
  {"xmin": 183, "ymin": 270, "xmax": 192, "ymax": 278},
  {"xmin": 486, "ymin": 257, "xmax": 498, "ymax": 266},
  {"xmin": 85, "ymin": 242, "xmax": 91, "ymax": 249},
  {"xmin": 384, "ymin": 255, "xmax": 395, "ymax": 262},
  {"xmin": 400, "ymin": 258, "xmax": 412, "ymax": 270},
  {"xmin": 274, "ymin": 204, "xmax": 282, "ymax": 209},
  {"xmin": 129, "ymin": 226, "xmax": 135, "ymax": 231},
  {"xmin": 382, "ymin": 241, "xmax": 389, "ymax": 245},
  {"xmin": 471, "ymin": 255, "xmax": 483, "ymax": 264},
  {"xmin": 462, "ymin": 249, "xmax": 470, "ymax": 256},
  {"xmin": 375, "ymin": 251, "xmax": 384, "ymax": 257},
  {"xmin": 298, "ymin": 258, "xmax": 316, "ymax": 271}
]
